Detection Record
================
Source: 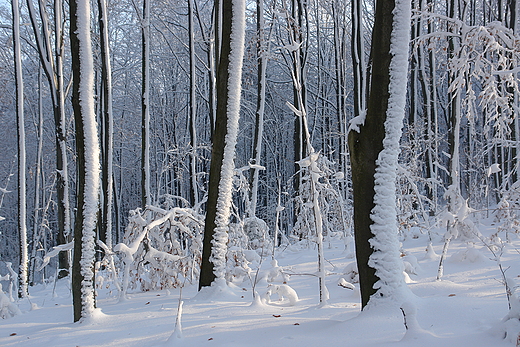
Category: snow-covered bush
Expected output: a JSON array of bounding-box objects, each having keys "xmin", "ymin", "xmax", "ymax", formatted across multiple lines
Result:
[
  {"xmin": 114, "ymin": 205, "xmax": 203, "ymax": 293},
  {"xmin": 0, "ymin": 283, "xmax": 21, "ymax": 319}
]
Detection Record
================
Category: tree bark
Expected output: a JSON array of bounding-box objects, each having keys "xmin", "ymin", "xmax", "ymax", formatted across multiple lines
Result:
[
  {"xmin": 199, "ymin": 0, "xmax": 245, "ymax": 289},
  {"xmin": 13, "ymin": 0, "xmax": 28, "ymax": 298},
  {"xmin": 70, "ymin": 0, "xmax": 100, "ymax": 322},
  {"xmin": 98, "ymin": 0, "xmax": 114, "ymax": 247},
  {"xmin": 348, "ymin": 0, "xmax": 396, "ymax": 309},
  {"xmin": 141, "ymin": 0, "xmax": 151, "ymax": 208}
]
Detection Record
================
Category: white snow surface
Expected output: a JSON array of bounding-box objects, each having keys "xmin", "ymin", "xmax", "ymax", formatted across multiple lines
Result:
[
  {"xmin": 368, "ymin": 0, "xmax": 412, "ymax": 306},
  {"xmin": 0, "ymin": 225, "xmax": 517, "ymax": 346}
]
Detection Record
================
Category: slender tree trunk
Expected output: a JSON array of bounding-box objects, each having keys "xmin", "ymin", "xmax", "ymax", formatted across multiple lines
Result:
[
  {"xmin": 290, "ymin": 0, "xmax": 307, "ymax": 226},
  {"xmin": 249, "ymin": 0, "xmax": 267, "ymax": 217},
  {"xmin": 13, "ymin": 0, "xmax": 28, "ymax": 298},
  {"xmin": 70, "ymin": 0, "xmax": 100, "ymax": 322},
  {"xmin": 30, "ymin": 67, "xmax": 45, "ymax": 285},
  {"xmin": 447, "ymin": 0, "xmax": 462, "ymax": 211},
  {"xmin": 98, "ymin": 0, "xmax": 114, "ymax": 247},
  {"xmin": 141, "ymin": 0, "xmax": 151, "ymax": 208},
  {"xmin": 351, "ymin": 0, "xmax": 366, "ymax": 120},
  {"xmin": 54, "ymin": 0, "xmax": 72, "ymax": 279},
  {"xmin": 188, "ymin": 0, "xmax": 199, "ymax": 207},
  {"xmin": 26, "ymin": 0, "xmax": 72, "ymax": 279}
]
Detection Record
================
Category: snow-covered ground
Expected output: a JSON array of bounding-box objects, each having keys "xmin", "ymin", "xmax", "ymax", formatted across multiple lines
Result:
[{"xmin": 0, "ymin": 221, "xmax": 517, "ymax": 346}]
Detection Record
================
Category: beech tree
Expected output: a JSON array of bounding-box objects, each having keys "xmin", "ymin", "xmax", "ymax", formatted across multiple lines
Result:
[
  {"xmin": 348, "ymin": 0, "xmax": 411, "ymax": 308},
  {"xmin": 70, "ymin": 0, "xmax": 101, "ymax": 322},
  {"xmin": 199, "ymin": 0, "xmax": 245, "ymax": 289}
]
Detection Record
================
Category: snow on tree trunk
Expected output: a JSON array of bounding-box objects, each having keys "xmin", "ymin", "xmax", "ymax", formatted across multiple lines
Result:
[
  {"xmin": 70, "ymin": 0, "xmax": 101, "ymax": 322},
  {"xmin": 12, "ymin": 0, "xmax": 28, "ymax": 299},
  {"xmin": 199, "ymin": 0, "xmax": 246, "ymax": 289},
  {"xmin": 211, "ymin": 0, "xmax": 246, "ymax": 282},
  {"xmin": 367, "ymin": 0, "xmax": 412, "ymax": 306}
]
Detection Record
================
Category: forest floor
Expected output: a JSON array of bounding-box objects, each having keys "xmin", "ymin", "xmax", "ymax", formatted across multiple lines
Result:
[{"xmin": 0, "ymin": 217, "xmax": 518, "ymax": 346}]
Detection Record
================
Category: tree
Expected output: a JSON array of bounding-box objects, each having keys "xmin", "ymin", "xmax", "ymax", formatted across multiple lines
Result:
[
  {"xmin": 70, "ymin": 0, "xmax": 101, "ymax": 322},
  {"xmin": 249, "ymin": 0, "xmax": 268, "ymax": 217},
  {"xmin": 188, "ymin": 0, "xmax": 199, "ymax": 207},
  {"xmin": 348, "ymin": 0, "xmax": 411, "ymax": 309},
  {"xmin": 199, "ymin": 0, "xmax": 246, "ymax": 289},
  {"xmin": 12, "ymin": 0, "xmax": 28, "ymax": 298},
  {"xmin": 98, "ymin": 0, "xmax": 114, "ymax": 248},
  {"xmin": 26, "ymin": 0, "xmax": 72, "ymax": 279},
  {"xmin": 141, "ymin": 0, "xmax": 151, "ymax": 208}
]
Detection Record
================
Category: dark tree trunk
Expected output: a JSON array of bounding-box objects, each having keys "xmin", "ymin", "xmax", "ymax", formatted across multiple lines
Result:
[
  {"xmin": 199, "ymin": 0, "xmax": 234, "ymax": 289},
  {"xmin": 348, "ymin": 0, "xmax": 396, "ymax": 309}
]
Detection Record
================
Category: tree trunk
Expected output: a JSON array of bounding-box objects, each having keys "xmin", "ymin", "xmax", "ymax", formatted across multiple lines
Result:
[
  {"xmin": 348, "ymin": 0, "xmax": 410, "ymax": 309},
  {"xmin": 26, "ymin": 0, "xmax": 71, "ymax": 279},
  {"xmin": 188, "ymin": 0, "xmax": 199, "ymax": 207},
  {"xmin": 70, "ymin": 0, "xmax": 100, "ymax": 322},
  {"xmin": 249, "ymin": 0, "xmax": 267, "ymax": 217},
  {"xmin": 141, "ymin": 0, "xmax": 151, "ymax": 208},
  {"xmin": 199, "ymin": 0, "xmax": 245, "ymax": 289},
  {"xmin": 98, "ymin": 0, "xmax": 114, "ymax": 247},
  {"xmin": 13, "ymin": 0, "xmax": 28, "ymax": 298}
]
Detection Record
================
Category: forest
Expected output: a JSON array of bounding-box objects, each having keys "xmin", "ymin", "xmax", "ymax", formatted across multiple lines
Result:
[{"xmin": 0, "ymin": 0, "xmax": 519, "ymax": 344}]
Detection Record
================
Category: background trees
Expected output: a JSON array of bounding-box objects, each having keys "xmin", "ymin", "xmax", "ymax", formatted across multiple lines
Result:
[{"xmin": 0, "ymin": 0, "xmax": 518, "ymax": 312}]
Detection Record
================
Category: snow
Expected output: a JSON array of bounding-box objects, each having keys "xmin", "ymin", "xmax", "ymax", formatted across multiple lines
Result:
[{"xmin": 0, "ymin": 227, "xmax": 517, "ymax": 346}]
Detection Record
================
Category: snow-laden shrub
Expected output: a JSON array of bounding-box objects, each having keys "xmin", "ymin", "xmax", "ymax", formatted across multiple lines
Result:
[
  {"xmin": 114, "ymin": 205, "xmax": 203, "ymax": 293},
  {"xmin": 493, "ymin": 184, "xmax": 520, "ymax": 242},
  {"xmin": 0, "ymin": 283, "xmax": 21, "ymax": 319},
  {"xmin": 226, "ymin": 217, "xmax": 271, "ymax": 283}
]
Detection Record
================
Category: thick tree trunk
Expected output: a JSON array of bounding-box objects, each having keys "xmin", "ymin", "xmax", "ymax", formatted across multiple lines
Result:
[
  {"xmin": 199, "ymin": 0, "xmax": 245, "ymax": 289},
  {"xmin": 348, "ymin": 0, "xmax": 396, "ymax": 309}
]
